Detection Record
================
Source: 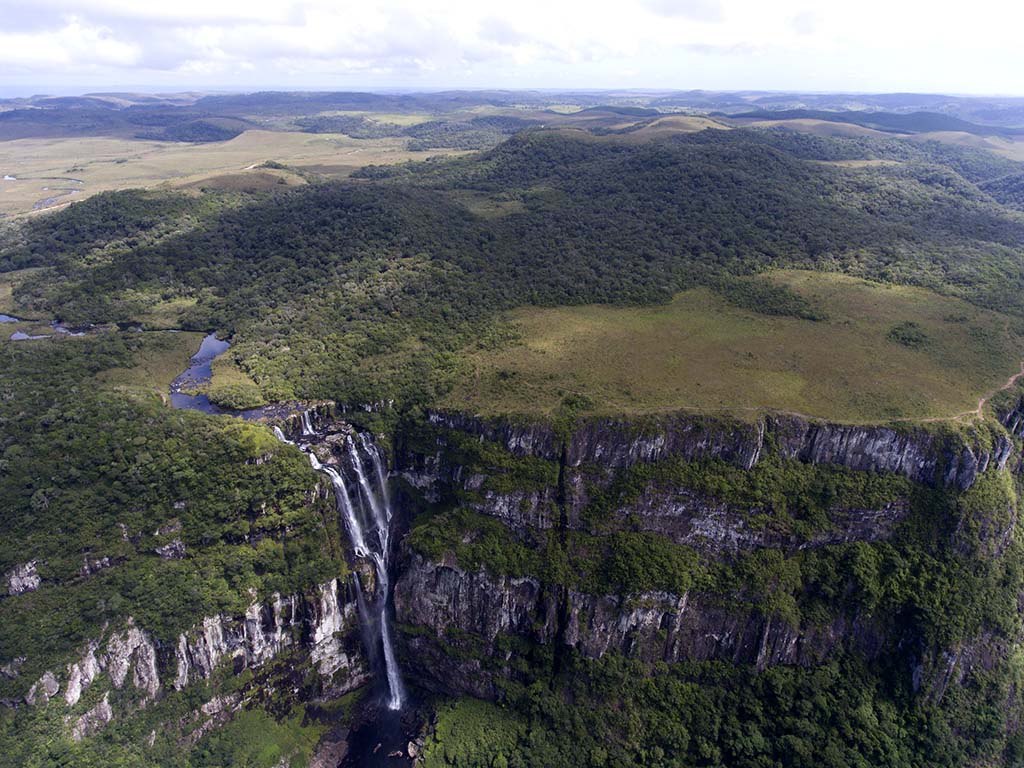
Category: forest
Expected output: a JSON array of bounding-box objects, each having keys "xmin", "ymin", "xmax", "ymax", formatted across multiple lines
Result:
[{"xmin": 5, "ymin": 126, "xmax": 1024, "ymax": 412}]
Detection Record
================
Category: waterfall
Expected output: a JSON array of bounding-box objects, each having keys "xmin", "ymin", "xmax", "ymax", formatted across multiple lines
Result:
[
  {"xmin": 348, "ymin": 440, "xmax": 388, "ymax": 549},
  {"xmin": 273, "ymin": 426, "xmax": 293, "ymax": 445},
  {"xmin": 300, "ymin": 410, "xmax": 314, "ymax": 436},
  {"xmin": 318, "ymin": 460, "xmax": 369, "ymax": 559},
  {"xmin": 275, "ymin": 422, "xmax": 405, "ymax": 710},
  {"xmin": 347, "ymin": 436, "xmax": 405, "ymax": 710}
]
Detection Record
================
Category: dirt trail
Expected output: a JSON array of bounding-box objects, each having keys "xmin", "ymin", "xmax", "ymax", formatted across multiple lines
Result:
[{"xmin": 921, "ymin": 360, "xmax": 1024, "ymax": 424}]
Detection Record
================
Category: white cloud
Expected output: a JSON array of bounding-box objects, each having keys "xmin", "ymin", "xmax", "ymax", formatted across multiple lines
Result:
[
  {"xmin": 0, "ymin": 0, "xmax": 1020, "ymax": 95},
  {"xmin": 789, "ymin": 10, "xmax": 817, "ymax": 36},
  {"xmin": 0, "ymin": 17, "xmax": 140, "ymax": 70},
  {"xmin": 642, "ymin": 0, "xmax": 724, "ymax": 23}
]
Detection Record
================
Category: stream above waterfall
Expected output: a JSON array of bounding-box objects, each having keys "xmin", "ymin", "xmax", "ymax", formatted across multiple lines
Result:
[{"xmin": 168, "ymin": 332, "xmax": 231, "ymax": 412}]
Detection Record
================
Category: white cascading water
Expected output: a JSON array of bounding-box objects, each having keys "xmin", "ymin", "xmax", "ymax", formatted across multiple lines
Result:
[
  {"xmin": 276, "ymin": 411, "xmax": 405, "ymax": 710},
  {"xmin": 347, "ymin": 438, "xmax": 406, "ymax": 710},
  {"xmin": 313, "ymin": 455, "xmax": 369, "ymax": 559},
  {"xmin": 300, "ymin": 410, "xmax": 314, "ymax": 436}
]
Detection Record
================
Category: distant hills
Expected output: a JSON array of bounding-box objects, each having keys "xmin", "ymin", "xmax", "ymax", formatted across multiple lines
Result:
[
  {"xmin": 719, "ymin": 108, "xmax": 1024, "ymax": 137},
  {"xmin": 2, "ymin": 89, "xmax": 1024, "ymax": 144}
]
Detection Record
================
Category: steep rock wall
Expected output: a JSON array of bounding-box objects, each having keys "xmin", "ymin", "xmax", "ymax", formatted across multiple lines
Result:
[
  {"xmin": 394, "ymin": 556, "xmax": 888, "ymax": 696},
  {"xmin": 17, "ymin": 577, "xmax": 368, "ymax": 741},
  {"xmin": 392, "ymin": 408, "xmax": 1018, "ymax": 705},
  {"xmin": 398, "ymin": 410, "xmax": 1011, "ymax": 547}
]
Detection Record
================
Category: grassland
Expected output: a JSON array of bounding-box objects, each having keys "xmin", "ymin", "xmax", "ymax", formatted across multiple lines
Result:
[
  {"xmin": 733, "ymin": 116, "xmax": 1024, "ymax": 160},
  {"xmin": 739, "ymin": 118, "xmax": 900, "ymax": 139},
  {"xmin": 0, "ymin": 130, "xmax": 464, "ymax": 218},
  {"xmin": 441, "ymin": 270, "xmax": 1024, "ymax": 423},
  {"xmin": 130, "ymin": 296, "xmax": 200, "ymax": 329},
  {"xmin": 93, "ymin": 330, "xmax": 203, "ymax": 400},
  {"xmin": 208, "ymin": 353, "xmax": 266, "ymax": 408}
]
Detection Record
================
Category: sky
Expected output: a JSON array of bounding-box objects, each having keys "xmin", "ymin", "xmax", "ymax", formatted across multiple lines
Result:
[{"xmin": 0, "ymin": 0, "xmax": 1020, "ymax": 97}]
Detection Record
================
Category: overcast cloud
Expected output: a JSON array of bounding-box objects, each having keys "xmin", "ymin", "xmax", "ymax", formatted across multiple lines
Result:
[{"xmin": 0, "ymin": 0, "xmax": 1020, "ymax": 96}]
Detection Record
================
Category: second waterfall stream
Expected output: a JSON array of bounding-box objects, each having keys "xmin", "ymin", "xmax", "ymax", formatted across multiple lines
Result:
[{"xmin": 274, "ymin": 416, "xmax": 406, "ymax": 710}]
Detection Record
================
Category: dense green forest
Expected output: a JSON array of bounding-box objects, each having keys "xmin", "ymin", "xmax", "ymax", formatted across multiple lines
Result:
[
  {"xmin": 293, "ymin": 114, "xmax": 536, "ymax": 149},
  {"xmin": 5, "ymin": 126, "xmax": 1024, "ymax": 410}
]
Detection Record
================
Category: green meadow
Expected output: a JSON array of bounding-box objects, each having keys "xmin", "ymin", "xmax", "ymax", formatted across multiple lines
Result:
[{"xmin": 443, "ymin": 270, "xmax": 1024, "ymax": 423}]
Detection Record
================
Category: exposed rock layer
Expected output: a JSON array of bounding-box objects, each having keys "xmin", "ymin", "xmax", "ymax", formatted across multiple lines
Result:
[
  {"xmin": 394, "ymin": 409, "xmax": 1016, "ymax": 703},
  {"xmin": 18, "ymin": 577, "xmax": 367, "ymax": 742}
]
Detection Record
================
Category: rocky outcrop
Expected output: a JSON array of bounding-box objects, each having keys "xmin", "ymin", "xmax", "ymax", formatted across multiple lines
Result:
[
  {"xmin": 913, "ymin": 631, "xmax": 1012, "ymax": 704},
  {"xmin": 1, "ymin": 657, "xmax": 25, "ymax": 680},
  {"xmin": 772, "ymin": 418, "xmax": 1012, "ymax": 491},
  {"xmin": 463, "ymin": 477, "xmax": 560, "ymax": 531},
  {"xmin": 64, "ymin": 642, "xmax": 102, "ymax": 706},
  {"xmin": 16, "ymin": 577, "xmax": 367, "ymax": 744},
  {"xmin": 308, "ymin": 579, "xmax": 364, "ymax": 682},
  {"xmin": 425, "ymin": 411, "xmax": 561, "ymax": 460},
  {"xmin": 402, "ymin": 411, "xmax": 988, "ymax": 552},
  {"xmin": 414, "ymin": 410, "xmax": 1011, "ymax": 495},
  {"xmin": 80, "ymin": 555, "xmax": 117, "ymax": 577},
  {"xmin": 155, "ymin": 540, "xmax": 186, "ymax": 559},
  {"xmin": 71, "ymin": 692, "xmax": 113, "ymax": 741},
  {"xmin": 394, "ymin": 557, "xmax": 558, "ymax": 698},
  {"xmin": 25, "ymin": 670, "xmax": 59, "ymax": 705},
  {"xmin": 566, "ymin": 415, "xmax": 765, "ymax": 470},
  {"xmin": 6, "ymin": 560, "xmax": 41, "ymax": 595},
  {"xmin": 180, "ymin": 693, "xmax": 243, "ymax": 748},
  {"xmin": 395, "ymin": 556, "xmax": 558, "ymax": 643},
  {"xmin": 173, "ymin": 578, "xmax": 367, "ymax": 694},
  {"xmin": 55, "ymin": 620, "xmax": 161, "ymax": 709},
  {"xmin": 599, "ymin": 485, "xmax": 910, "ymax": 553},
  {"xmin": 397, "ymin": 411, "xmax": 1019, "ymax": 563},
  {"xmin": 563, "ymin": 590, "xmax": 885, "ymax": 669}
]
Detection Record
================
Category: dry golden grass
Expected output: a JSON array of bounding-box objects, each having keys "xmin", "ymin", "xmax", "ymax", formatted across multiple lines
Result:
[
  {"xmin": 909, "ymin": 132, "xmax": 1024, "ymax": 162},
  {"xmin": 740, "ymin": 118, "xmax": 902, "ymax": 139},
  {"xmin": 0, "ymin": 130, "xmax": 465, "ymax": 217},
  {"xmin": 179, "ymin": 168, "xmax": 306, "ymax": 192},
  {"xmin": 442, "ymin": 271, "xmax": 1024, "ymax": 423},
  {"xmin": 625, "ymin": 115, "xmax": 730, "ymax": 139},
  {"xmin": 322, "ymin": 111, "xmax": 434, "ymax": 126}
]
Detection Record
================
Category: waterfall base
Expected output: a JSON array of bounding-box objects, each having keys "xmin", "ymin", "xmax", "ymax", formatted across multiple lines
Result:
[{"xmin": 340, "ymin": 698, "xmax": 422, "ymax": 767}]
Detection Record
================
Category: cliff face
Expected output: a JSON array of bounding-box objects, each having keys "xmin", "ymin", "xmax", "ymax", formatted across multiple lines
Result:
[
  {"xmin": 17, "ymin": 577, "xmax": 367, "ymax": 742},
  {"xmin": 395, "ymin": 556, "xmax": 559, "ymax": 698},
  {"xmin": 399, "ymin": 411, "xmax": 1007, "ymax": 544},
  {"xmin": 393, "ymin": 408, "xmax": 1018, "ymax": 704},
  {"xmin": 421, "ymin": 409, "xmax": 1010, "ymax": 493},
  {"xmin": 395, "ymin": 555, "xmax": 890, "ymax": 699}
]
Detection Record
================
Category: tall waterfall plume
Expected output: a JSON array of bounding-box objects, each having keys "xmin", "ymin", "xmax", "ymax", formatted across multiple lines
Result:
[{"xmin": 276, "ymin": 410, "xmax": 405, "ymax": 710}]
